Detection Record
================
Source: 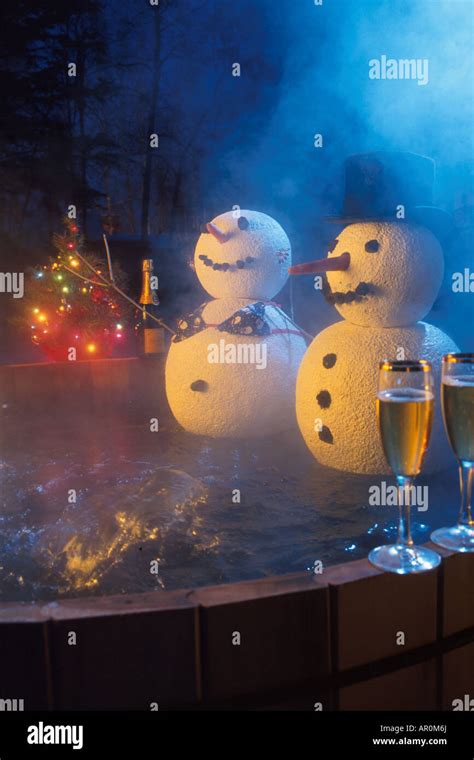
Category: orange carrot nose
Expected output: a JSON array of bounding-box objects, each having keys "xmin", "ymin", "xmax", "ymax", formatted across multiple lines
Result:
[
  {"xmin": 206, "ymin": 222, "xmax": 228, "ymax": 243},
  {"xmin": 288, "ymin": 252, "xmax": 350, "ymax": 275}
]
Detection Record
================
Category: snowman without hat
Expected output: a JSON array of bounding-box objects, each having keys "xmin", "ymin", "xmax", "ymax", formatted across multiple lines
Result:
[
  {"xmin": 165, "ymin": 209, "xmax": 308, "ymax": 437},
  {"xmin": 289, "ymin": 152, "xmax": 458, "ymax": 474}
]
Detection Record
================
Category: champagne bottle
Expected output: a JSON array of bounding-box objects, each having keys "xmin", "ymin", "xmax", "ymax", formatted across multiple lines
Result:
[{"xmin": 136, "ymin": 259, "xmax": 164, "ymax": 356}]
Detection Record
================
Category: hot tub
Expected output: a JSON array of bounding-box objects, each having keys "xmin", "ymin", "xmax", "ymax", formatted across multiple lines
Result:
[{"xmin": 0, "ymin": 358, "xmax": 472, "ymax": 710}]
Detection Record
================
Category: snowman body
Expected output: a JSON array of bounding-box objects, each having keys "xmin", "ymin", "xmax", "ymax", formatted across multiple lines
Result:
[
  {"xmin": 295, "ymin": 222, "xmax": 459, "ymax": 474},
  {"xmin": 296, "ymin": 321, "xmax": 457, "ymax": 474},
  {"xmin": 166, "ymin": 210, "xmax": 307, "ymax": 437},
  {"xmin": 166, "ymin": 298, "xmax": 306, "ymax": 437}
]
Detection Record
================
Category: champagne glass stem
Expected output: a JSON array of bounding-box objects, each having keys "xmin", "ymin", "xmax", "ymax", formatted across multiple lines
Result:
[
  {"xmin": 458, "ymin": 462, "xmax": 474, "ymax": 527},
  {"xmin": 396, "ymin": 475, "xmax": 414, "ymax": 547}
]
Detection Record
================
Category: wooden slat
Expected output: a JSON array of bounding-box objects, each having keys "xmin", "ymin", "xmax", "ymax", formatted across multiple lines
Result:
[
  {"xmin": 0, "ymin": 605, "xmax": 51, "ymax": 710},
  {"xmin": 190, "ymin": 572, "xmax": 330, "ymax": 702},
  {"xmin": 44, "ymin": 590, "xmax": 199, "ymax": 710},
  {"xmin": 339, "ymin": 659, "xmax": 437, "ymax": 711},
  {"xmin": 0, "ymin": 357, "xmax": 169, "ymax": 420},
  {"xmin": 325, "ymin": 558, "xmax": 438, "ymax": 671},
  {"xmin": 434, "ymin": 546, "xmax": 474, "ymax": 637},
  {"xmin": 442, "ymin": 642, "xmax": 474, "ymax": 710}
]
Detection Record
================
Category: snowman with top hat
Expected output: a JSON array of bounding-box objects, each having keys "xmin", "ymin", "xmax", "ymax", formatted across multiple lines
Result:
[
  {"xmin": 289, "ymin": 152, "xmax": 458, "ymax": 474},
  {"xmin": 165, "ymin": 209, "xmax": 307, "ymax": 437}
]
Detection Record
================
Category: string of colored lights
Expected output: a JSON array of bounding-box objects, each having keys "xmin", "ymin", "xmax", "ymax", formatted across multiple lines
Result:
[{"xmin": 26, "ymin": 219, "xmax": 128, "ymax": 359}]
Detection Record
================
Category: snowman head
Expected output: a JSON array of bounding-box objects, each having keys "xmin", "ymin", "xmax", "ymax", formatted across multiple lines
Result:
[
  {"xmin": 195, "ymin": 210, "xmax": 291, "ymax": 299},
  {"xmin": 289, "ymin": 222, "xmax": 444, "ymax": 327}
]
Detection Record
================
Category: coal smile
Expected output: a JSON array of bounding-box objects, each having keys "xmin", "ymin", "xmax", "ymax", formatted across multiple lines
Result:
[
  {"xmin": 322, "ymin": 278, "xmax": 378, "ymax": 305},
  {"xmin": 198, "ymin": 254, "xmax": 255, "ymax": 271}
]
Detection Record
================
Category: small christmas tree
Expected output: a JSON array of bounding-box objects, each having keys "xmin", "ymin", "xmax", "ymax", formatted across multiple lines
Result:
[{"xmin": 20, "ymin": 218, "xmax": 129, "ymax": 361}]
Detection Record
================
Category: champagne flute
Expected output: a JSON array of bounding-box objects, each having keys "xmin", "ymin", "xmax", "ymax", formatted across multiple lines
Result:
[
  {"xmin": 369, "ymin": 360, "xmax": 441, "ymax": 574},
  {"xmin": 431, "ymin": 353, "xmax": 474, "ymax": 552}
]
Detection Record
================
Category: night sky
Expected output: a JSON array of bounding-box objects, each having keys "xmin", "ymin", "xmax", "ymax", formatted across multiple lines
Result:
[{"xmin": 1, "ymin": 0, "xmax": 473, "ymax": 358}]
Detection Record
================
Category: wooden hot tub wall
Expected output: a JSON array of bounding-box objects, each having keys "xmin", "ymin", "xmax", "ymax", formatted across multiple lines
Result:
[{"xmin": 0, "ymin": 359, "xmax": 473, "ymax": 711}]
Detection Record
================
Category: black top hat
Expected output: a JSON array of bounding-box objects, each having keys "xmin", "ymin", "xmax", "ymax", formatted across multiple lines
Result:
[{"xmin": 325, "ymin": 152, "xmax": 452, "ymax": 243}]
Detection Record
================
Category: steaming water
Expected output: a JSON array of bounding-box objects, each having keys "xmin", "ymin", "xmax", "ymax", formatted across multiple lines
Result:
[{"xmin": 0, "ymin": 416, "xmax": 458, "ymax": 602}]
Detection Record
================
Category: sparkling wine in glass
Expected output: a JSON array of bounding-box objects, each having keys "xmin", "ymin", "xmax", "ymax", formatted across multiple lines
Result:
[
  {"xmin": 369, "ymin": 360, "xmax": 441, "ymax": 574},
  {"xmin": 431, "ymin": 353, "xmax": 474, "ymax": 552}
]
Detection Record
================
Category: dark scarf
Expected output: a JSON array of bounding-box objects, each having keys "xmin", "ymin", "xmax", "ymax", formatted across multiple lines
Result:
[{"xmin": 173, "ymin": 301, "xmax": 305, "ymax": 343}]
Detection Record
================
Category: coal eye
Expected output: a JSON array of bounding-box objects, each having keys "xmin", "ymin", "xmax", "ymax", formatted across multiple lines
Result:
[
  {"xmin": 237, "ymin": 216, "xmax": 249, "ymax": 230},
  {"xmin": 190, "ymin": 379, "xmax": 208, "ymax": 392},
  {"xmin": 365, "ymin": 240, "xmax": 379, "ymax": 252},
  {"xmin": 327, "ymin": 239, "xmax": 339, "ymax": 253}
]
